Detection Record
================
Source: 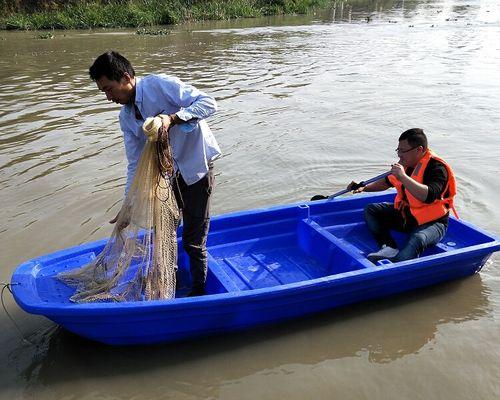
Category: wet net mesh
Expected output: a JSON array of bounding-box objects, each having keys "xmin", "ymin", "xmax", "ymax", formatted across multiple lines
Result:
[{"xmin": 57, "ymin": 117, "xmax": 180, "ymax": 302}]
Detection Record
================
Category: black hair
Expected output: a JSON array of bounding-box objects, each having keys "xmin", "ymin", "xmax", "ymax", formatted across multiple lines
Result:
[
  {"xmin": 399, "ymin": 128, "xmax": 428, "ymax": 150},
  {"xmin": 89, "ymin": 51, "xmax": 135, "ymax": 82}
]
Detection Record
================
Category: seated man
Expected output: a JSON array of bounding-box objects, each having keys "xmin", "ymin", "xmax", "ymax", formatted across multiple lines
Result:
[{"xmin": 348, "ymin": 128, "xmax": 458, "ymax": 263}]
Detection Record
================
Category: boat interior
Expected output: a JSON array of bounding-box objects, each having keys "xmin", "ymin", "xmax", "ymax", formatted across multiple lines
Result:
[
  {"xmin": 31, "ymin": 194, "xmax": 498, "ymax": 302},
  {"xmin": 184, "ymin": 197, "xmax": 496, "ymax": 297}
]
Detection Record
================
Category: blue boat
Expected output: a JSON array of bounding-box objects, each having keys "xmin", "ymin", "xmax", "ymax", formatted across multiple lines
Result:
[{"xmin": 11, "ymin": 192, "xmax": 500, "ymax": 345}]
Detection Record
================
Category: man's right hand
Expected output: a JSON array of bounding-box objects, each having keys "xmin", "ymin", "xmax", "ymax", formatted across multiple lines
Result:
[
  {"xmin": 347, "ymin": 181, "xmax": 365, "ymax": 194},
  {"xmin": 109, "ymin": 212, "xmax": 119, "ymax": 224},
  {"xmin": 109, "ymin": 210, "xmax": 130, "ymax": 231}
]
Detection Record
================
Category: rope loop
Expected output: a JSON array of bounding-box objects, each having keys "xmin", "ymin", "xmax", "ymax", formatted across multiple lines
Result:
[{"xmin": 1, "ymin": 282, "xmax": 34, "ymax": 345}]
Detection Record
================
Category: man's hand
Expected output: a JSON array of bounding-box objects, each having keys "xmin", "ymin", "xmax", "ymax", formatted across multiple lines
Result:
[
  {"xmin": 158, "ymin": 114, "xmax": 181, "ymax": 144},
  {"xmin": 109, "ymin": 212, "xmax": 119, "ymax": 224},
  {"xmin": 160, "ymin": 114, "xmax": 173, "ymax": 131},
  {"xmin": 390, "ymin": 163, "xmax": 406, "ymax": 180},
  {"xmin": 347, "ymin": 181, "xmax": 365, "ymax": 194},
  {"xmin": 391, "ymin": 163, "xmax": 429, "ymax": 201},
  {"xmin": 160, "ymin": 113, "xmax": 180, "ymax": 132},
  {"xmin": 109, "ymin": 208, "xmax": 130, "ymax": 231}
]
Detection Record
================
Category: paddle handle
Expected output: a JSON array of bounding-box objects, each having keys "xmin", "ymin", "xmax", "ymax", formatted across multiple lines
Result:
[{"xmin": 327, "ymin": 171, "xmax": 391, "ymax": 201}]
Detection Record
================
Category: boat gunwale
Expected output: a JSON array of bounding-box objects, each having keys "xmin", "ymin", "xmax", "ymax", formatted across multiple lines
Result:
[
  {"xmin": 11, "ymin": 191, "xmax": 500, "ymax": 317},
  {"xmin": 12, "ymin": 240, "xmax": 499, "ymax": 317}
]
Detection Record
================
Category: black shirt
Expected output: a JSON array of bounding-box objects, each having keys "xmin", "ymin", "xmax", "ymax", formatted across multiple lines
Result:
[{"xmin": 386, "ymin": 158, "xmax": 449, "ymax": 228}]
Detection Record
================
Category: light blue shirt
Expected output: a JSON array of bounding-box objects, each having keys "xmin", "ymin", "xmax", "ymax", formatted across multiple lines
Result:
[{"xmin": 119, "ymin": 74, "xmax": 221, "ymax": 195}]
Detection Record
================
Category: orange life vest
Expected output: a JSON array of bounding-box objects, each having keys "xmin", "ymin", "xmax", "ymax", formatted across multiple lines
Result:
[{"xmin": 387, "ymin": 149, "xmax": 459, "ymax": 225}]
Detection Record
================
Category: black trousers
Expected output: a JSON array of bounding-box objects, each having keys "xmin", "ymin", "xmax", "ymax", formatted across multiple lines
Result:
[{"xmin": 173, "ymin": 165, "xmax": 214, "ymax": 290}]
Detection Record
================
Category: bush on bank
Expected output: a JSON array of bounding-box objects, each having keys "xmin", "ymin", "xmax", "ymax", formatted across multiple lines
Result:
[{"xmin": 0, "ymin": 0, "xmax": 331, "ymax": 30}]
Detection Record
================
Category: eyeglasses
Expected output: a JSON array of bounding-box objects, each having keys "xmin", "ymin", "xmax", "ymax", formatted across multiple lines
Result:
[{"xmin": 395, "ymin": 146, "xmax": 419, "ymax": 154}]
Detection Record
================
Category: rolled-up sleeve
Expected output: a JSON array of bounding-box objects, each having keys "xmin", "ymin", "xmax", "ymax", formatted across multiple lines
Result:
[{"xmin": 157, "ymin": 75, "xmax": 217, "ymax": 122}]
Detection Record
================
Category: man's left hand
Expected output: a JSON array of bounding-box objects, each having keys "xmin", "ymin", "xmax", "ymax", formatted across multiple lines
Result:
[
  {"xmin": 391, "ymin": 163, "xmax": 406, "ymax": 180},
  {"xmin": 160, "ymin": 114, "xmax": 174, "ymax": 131},
  {"xmin": 347, "ymin": 181, "xmax": 365, "ymax": 193}
]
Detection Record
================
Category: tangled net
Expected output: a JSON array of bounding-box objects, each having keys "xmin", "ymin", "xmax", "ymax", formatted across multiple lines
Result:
[{"xmin": 57, "ymin": 117, "xmax": 180, "ymax": 302}]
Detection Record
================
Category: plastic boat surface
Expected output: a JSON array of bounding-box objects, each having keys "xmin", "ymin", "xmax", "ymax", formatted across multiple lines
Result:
[{"xmin": 11, "ymin": 192, "xmax": 500, "ymax": 345}]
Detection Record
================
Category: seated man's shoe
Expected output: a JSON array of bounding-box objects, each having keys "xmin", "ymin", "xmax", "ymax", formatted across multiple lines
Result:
[{"xmin": 367, "ymin": 245, "xmax": 399, "ymax": 262}]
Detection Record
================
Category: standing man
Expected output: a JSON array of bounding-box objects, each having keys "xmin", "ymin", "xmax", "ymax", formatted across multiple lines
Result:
[
  {"xmin": 89, "ymin": 51, "xmax": 221, "ymax": 296},
  {"xmin": 348, "ymin": 128, "xmax": 458, "ymax": 263}
]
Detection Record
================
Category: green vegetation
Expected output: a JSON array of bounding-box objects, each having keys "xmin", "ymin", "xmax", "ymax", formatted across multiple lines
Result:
[{"xmin": 0, "ymin": 0, "xmax": 332, "ymax": 30}]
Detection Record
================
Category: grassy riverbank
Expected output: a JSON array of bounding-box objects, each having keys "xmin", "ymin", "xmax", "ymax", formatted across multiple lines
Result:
[{"xmin": 0, "ymin": 0, "xmax": 333, "ymax": 30}]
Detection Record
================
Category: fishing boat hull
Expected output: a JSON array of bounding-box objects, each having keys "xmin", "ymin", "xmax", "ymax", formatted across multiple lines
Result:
[{"xmin": 11, "ymin": 192, "xmax": 500, "ymax": 345}]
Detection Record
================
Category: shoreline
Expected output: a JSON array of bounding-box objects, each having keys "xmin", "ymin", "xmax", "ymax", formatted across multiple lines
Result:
[{"xmin": 0, "ymin": 0, "xmax": 335, "ymax": 31}]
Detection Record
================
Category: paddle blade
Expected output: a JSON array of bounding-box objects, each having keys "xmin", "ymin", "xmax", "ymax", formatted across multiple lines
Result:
[{"xmin": 310, "ymin": 195, "xmax": 329, "ymax": 201}]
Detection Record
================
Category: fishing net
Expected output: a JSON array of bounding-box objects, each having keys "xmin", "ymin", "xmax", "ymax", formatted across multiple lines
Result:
[{"xmin": 57, "ymin": 117, "xmax": 180, "ymax": 302}]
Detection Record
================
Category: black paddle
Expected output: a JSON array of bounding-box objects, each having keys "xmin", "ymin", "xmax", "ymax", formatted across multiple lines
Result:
[{"xmin": 311, "ymin": 171, "xmax": 391, "ymax": 201}]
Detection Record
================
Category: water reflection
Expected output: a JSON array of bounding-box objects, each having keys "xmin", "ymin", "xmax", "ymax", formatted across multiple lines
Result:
[{"xmin": 8, "ymin": 275, "xmax": 488, "ymax": 395}]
